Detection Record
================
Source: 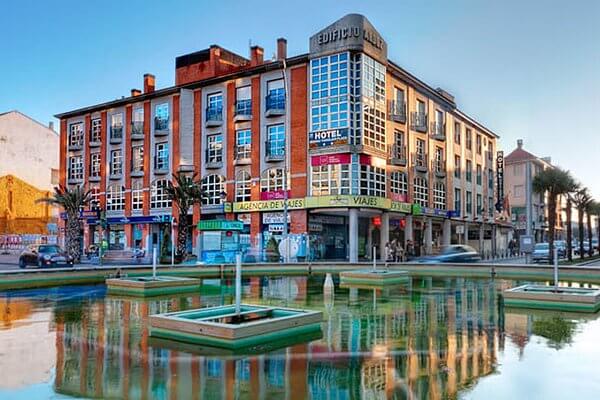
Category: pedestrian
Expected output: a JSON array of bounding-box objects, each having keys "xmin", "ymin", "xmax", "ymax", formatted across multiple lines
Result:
[
  {"xmin": 385, "ymin": 242, "xmax": 392, "ymax": 262},
  {"xmin": 508, "ymin": 239, "xmax": 515, "ymax": 257},
  {"xmin": 397, "ymin": 242, "xmax": 405, "ymax": 262},
  {"xmin": 406, "ymin": 240, "xmax": 415, "ymax": 261}
]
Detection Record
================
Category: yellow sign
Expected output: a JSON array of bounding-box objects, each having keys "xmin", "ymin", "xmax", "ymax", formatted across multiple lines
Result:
[
  {"xmin": 305, "ymin": 195, "xmax": 391, "ymax": 209},
  {"xmin": 232, "ymin": 198, "xmax": 306, "ymax": 213},
  {"xmin": 390, "ymin": 201, "xmax": 412, "ymax": 213}
]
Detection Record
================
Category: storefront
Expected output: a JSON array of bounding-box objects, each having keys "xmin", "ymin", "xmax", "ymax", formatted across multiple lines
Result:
[{"xmin": 308, "ymin": 214, "xmax": 347, "ymax": 260}]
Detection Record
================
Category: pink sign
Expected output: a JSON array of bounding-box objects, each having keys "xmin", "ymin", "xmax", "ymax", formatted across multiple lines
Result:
[
  {"xmin": 359, "ymin": 154, "xmax": 371, "ymax": 165},
  {"xmin": 311, "ymin": 153, "xmax": 351, "ymax": 166},
  {"xmin": 260, "ymin": 190, "xmax": 290, "ymax": 200},
  {"xmin": 391, "ymin": 193, "xmax": 408, "ymax": 202}
]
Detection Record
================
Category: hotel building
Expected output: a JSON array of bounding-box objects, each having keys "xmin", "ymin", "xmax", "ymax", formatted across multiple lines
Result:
[{"xmin": 56, "ymin": 14, "xmax": 502, "ymax": 261}]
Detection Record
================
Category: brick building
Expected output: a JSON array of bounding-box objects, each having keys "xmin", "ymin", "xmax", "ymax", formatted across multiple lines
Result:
[{"xmin": 56, "ymin": 14, "xmax": 503, "ymax": 260}]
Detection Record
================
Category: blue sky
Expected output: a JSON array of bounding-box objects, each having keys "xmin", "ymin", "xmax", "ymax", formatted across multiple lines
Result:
[{"xmin": 2, "ymin": 0, "xmax": 599, "ymax": 197}]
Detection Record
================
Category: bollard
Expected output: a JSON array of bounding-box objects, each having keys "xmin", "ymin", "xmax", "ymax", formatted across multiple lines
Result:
[
  {"xmin": 372, "ymin": 246, "xmax": 377, "ymax": 271},
  {"xmin": 235, "ymin": 252, "xmax": 242, "ymax": 315},
  {"xmin": 152, "ymin": 246, "xmax": 157, "ymax": 279}
]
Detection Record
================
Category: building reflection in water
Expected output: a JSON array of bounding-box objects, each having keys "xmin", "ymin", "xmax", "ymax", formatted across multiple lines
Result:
[{"xmin": 52, "ymin": 276, "xmax": 504, "ymax": 399}]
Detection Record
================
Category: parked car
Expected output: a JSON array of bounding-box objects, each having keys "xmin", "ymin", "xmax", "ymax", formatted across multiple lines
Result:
[
  {"xmin": 416, "ymin": 245, "xmax": 481, "ymax": 264},
  {"xmin": 554, "ymin": 240, "xmax": 567, "ymax": 258},
  {"xmin": 18, "ymin": 244, "xmax": 74, "ymax": 268},
  {"xmin": 532, "ymin": 243, "xmax": 551, "ymax": 263}
]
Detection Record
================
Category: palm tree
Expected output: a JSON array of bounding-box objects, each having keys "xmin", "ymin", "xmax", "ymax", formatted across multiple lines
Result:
[
  {"xmin": 572, "ymin": 188, "xmax": 591, "ymax": 259},
  {"xmin": 532, "ymin": 168, "xmax": 576, "ymax": 264},
  {"xmin": 37, "ymin": 185, "xmax": 91, "ymax": 262},
  {"xmin": 564, "ymin": 183, "xmax": 580, "ymax": 262},
  {"xmin": 591, "ymin": 201, "xmax": 600, "ymax": 254},
  {"xmin": 586, "ymin": 200, "xmax": 599, "ymax": 257},
  {"xmin": 165, "ymin": 172, "xmax": 203, "ymax": 260}
]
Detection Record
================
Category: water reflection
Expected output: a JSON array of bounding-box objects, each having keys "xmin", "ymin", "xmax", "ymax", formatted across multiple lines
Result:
[{"xmin": 0, "ymin": 277, "xmax": 597, "ymax": 399}]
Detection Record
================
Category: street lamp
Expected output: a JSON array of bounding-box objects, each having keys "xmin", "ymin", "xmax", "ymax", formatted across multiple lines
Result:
[
  {"xmin": 281, "ymin": 58, "xmax": 290, "ymax": 263},
  {"xmin": 171, "ymin": 216, "xmax": 176, "ymax": 266}
]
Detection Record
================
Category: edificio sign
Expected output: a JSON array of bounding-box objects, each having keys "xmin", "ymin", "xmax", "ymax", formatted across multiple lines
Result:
[
  {"xmin": 233, "ymin": 198, "xmax": 305, "ymax": 213},
  {"xmin": 309, "ymin": 128, "xmax": 349, "ymax": 149}
]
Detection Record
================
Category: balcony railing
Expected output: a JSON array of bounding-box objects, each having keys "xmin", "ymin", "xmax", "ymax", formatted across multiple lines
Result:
[
  {"xmin": 265, "ymin": 141, "xmax": 285, "ymax": 161},
  {"xmin": 432, "ymin": 158, "xmax": 446, "ymax": 177},
  {"xmin": 235, "ymin": 99, "xmax": 252, "ymax": 120},
  {"xmin": 265, "ymin": 92, "xmax": 285, "ymax": 116},
  {"xmin": 154, "ymin": 117, "xmax": 169, "ymax": 133},
  {"xmin": 388, "ymin": 100, "xmax": 406, "ymax": 123},
  {"xmin": 110, "ymin": 125, "xmax": 123, "ymax": 143},
  {"xmin": 412, "ymin": 152, "xmax": 428, "ymax": 172},
  {"xmin": 410, "ymin": 112, "xmax": 428, "ymax": 133},
  {"xmin": 131, "ymin": 121, "xmax": 144, "ymax": 139},
  {"xmin": 430, "ymin": 121, "xmax": 446, "ymax": 140},
  {"xmin": 205, "ymin": 106, "xmax": 223, "ymax": 126},
  {"xmin": 388, "ymin": 144, "xmax": 407, "ymax": 166}
]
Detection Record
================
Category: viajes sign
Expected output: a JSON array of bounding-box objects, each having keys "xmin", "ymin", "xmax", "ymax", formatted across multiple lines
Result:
[
  {"xmin": 232, "ymin": 198, "xmax": 305, "ymax": 212},
  {"xmin": 305, "ymin": 195, "xmax": 391, "ymax": 209}
]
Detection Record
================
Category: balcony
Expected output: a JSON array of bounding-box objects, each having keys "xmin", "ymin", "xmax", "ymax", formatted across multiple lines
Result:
[
  {"xmin": 430, "ymin": 121, "xmax": 446, "ymax": 141},
  {"xmin": 88, "ymin": 175, "xmax": 100, "ymax": 183},
  {"xmin": 265, "ymin": 141, "xmax": 285, "ymax": 162},
  {"xmin": 109, "ymin": 126, "xmax": 123, "ymax": 144},
  {"xmin": 234, "ymin": 145, "xmax": 251, "ymax": 165},
  {"xmin": 388, "ymin": 144, "xmax": 407, "ymax": 166},
  {"xmin": 388, "ymin": 100, "xmax": 406, "ymax": 124},
  {"xmin": 131, "ymin": 168, "xmax": 144, "ymax": 178},
  {"xmin": 154, "ymin": 117, "xmax": 169, "ymax": 135},
  {"xmin": 432, "ymin": 158, "xmax": 446, "ymax": 178},
  {"xmin": 205, "ymin": 149, "xmax": 223, "ymax": 169},
  {"xmin": 131, "ymin": 121, "xmax": 144, "ymax": 140},
  {"xmin": 265, "ymin": 93, "xmax": 285, "ymax": 117},
  {"xmin": 412, "ymin": 152, "xmax": 428, "ymax": 173},
  {"xmin": 234, "ymin": 100, "xmax": 252, "ymax": 122},
  {"xmin": 67, "ymin": 176, "xmax": 83, "ymax": 185},
  {"xmin": 410, "ymin": 112, "xmax": 428, "ymax": 133},
  {"xmin": 153, "ymin": 165, "xmax": 169, "ymax": 175},
  {"xmin": 205, "ymin": 107, "xmax": 223, "ymax": 127},
  {"xmin": 109, "ymin": 171, "xmax": 122, "ymax": 180},
  {"xmin": 68, "ymin": 141, "xmax": 83, "ymax": 151}
]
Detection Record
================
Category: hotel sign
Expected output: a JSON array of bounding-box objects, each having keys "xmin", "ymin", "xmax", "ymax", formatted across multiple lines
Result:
[
  {"xmin": 232, "ymin": 198, "xmax": 305, "ymax": 213},
  {"xmin": 496, "ymin": 151, "xmax": 504, "ymax": 212},
  {"xmin": 309, "ymin": 128, "xmax": 349, "ymax": 149}
]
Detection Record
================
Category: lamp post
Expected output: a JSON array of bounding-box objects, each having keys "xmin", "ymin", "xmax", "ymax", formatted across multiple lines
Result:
[
  {"xmin": 170, "ymin": 216, "xmax": 176, "ymax": 266},
  {"xmin": 281, "ymin": 59, "xmax": 290, "ymax": 263}
]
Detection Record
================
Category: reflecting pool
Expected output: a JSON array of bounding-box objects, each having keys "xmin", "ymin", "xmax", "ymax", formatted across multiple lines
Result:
[{"xmin": 1, "ymin": 276, "xmax": 599, "ymax": 399}]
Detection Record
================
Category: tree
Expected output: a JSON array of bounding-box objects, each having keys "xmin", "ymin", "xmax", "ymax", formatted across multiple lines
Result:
[
  {"xmin": 37, "ymin": 185, "xmax": 91, "ymax": 262},
  {"xmin": 572, "ymin": 188, "xmax": 592, "ymax": 259},
  {"xmin": 165, "ymin": 172, "xmax": 203, "ymax": 260},
  {"xmin": 586, "ymin": 200, "xmax": 599, "ymax": 257},
  {"xmin": 564, "ymin": 182, "xmax": 580, "ymax": 262},
  {"xmin": 532, "ymin": 168, "xmax": 576, "ymax": 264},
  {"xmin": 591, "ymin": 201, "xmax": 600, "ymax": 254}
]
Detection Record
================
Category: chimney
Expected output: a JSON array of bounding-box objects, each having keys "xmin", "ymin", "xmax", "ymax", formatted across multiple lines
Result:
[
  {"xmin": 517, "ymin": 139, "xmax": 523, "ymax": 149},
  {"xmin": 48, "ymin": 121, "xmax": 54, "ymax": 131},
  {"xmin": 143, "ymin": 73, "xmax": 155, "ymax": 93},
  {"xmin": 276, "ymin": 38, "xmax": 287, "ymax": 60},
  {"xmin": 250, "ymin": 46, "xmax": 264, "ymax": 67},
  {"xmin": 131, "ymin": 88, "xmax": 141, "ymax": 97}
]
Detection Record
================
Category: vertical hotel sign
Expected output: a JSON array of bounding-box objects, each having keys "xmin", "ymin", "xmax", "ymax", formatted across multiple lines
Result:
[{"xmin": 495, "ymin": 151, "xmax": 504, "ymax": 212}]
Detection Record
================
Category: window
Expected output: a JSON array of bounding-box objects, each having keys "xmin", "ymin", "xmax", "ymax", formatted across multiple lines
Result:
[
  {"xmin": 413, "ymin": 177, "xmax": 428, "ymax": 207},
  {"xmin": 131, "ymin": 181, "xmax": 143, "ymax": 210},
  {"xmin": 489, "ymin": 196, "xmax": 494, "ymax": 217},
  {"xmin": 90, "ymin": 119, "xmax": 101, "ymax": 143},
  {"xmin": 434, "ymin": 109, "xmax": 444, "ymax": 134},
  {"xmin": 466, "ymin": 128, "xmax": 472, "ymax": 150},
  {"xmin": 110, "ymin": 113, "xmax": 123, "ymax": 140},
  {"xmin": 106, "ymin": 185, "xmax": 125, "ymax": 211},
  {"xmin": 433, "ymin": 182, "xmax": 446, "ymax": 210},
  {"xmin": 266, "ymin": 79, "xmax": 285, "ymax": 110},
  {"xmin": 201, "ymin": 175, "xmax": 225, "ymax": 205},
  {"xmin": 235, "ymin": 171, "xmax": 251, "ymax": 202},
  {"xmin": 89, "ymin": 153, "xmax": 101, "ymax": 178},
  {"xmin": 466, "ymin": 160, "xmax": 472, "ymax": 182},
  {"xmin": 89, "ymin": 186, "xmax": 100, "ymax": 207},
  {"xmin": 132, "ymin": 108, "xmax": 144, "ymax": 135},
  {"xmin": 261, "ymin": 168, "xmax": 286, "ymax": 193},
  {"xmin": 454, "ymin": 188, "xmax": 461, "ymax": 213},
  {"xmin": 488, "ymin": 143, "xmax": 494, "ymax": 161},
  {"xmin": 151, "ymin": 179, "xmax": 171, "ymax": 209},
  {"xmin": 110, "ymin": 150, "xmax": 122, "ymax": 175},
  {"xmin": 68, "ymin": 156, "xmax": 83, "ymax": 180},
  {"xmin": 454, "ymin": 122, "xmax": 461, "ymax": 144},
  {"xmin": 207, "ymin": 134, "xmax": 223, "ymax": 163},
  {"xmin": 207, "ymin": 93, "xmax": 223, "ymax": 120},
  {"xmin": 513, "ymin": 164, "xmax": 522, "ymax": 176},
  {"xmin": 394, "ymin": 87, "xmax": 405, "ymax": 106},
  {"xmin": 466, "ymin": 191, "xmax": 472, "ymax": 215},
  {"xmin": 514, "ymin": 185, "xmax": 524, "ymax": 198},
  {"xmin": 477, "ymin": 194, "xmax": 483, "ymax": 216},
  {"xmin": 266, "ymin": 124, "xmax": 285, "ymax": 157},
  {"xmin": 476, "ymin": 164, "xmax": 482, "ymax": 185},
  {"xmin": 454, "ymin": 155, "xmax": 461, "ymax": 178},
  {"xmin": 310, "ymin": 52, "xmax": 350, "ymax": 131},
  {"xmin": 69, "ymin": 122, "xmax": 83, "ymax": 148},
  {"xmin": 415, "ymin": 138, "xmax": 426, "ymax": 167},
  {"xmin": 154, "ymin": 143, "xmax": 169, "ymax": 170},
  {"xmin": 434, "ymin": 147, "xmax": 444, "ymax": 172},
  {"xmin": 476, "ymin": 134, "xmax": 482, "ymax": 154},
  {"xmin": 132, "ymin": 146, "xmax": 144, "ymax": 172},
  {"xmin": 155, "ymin": 103, "xmax": 169, "ymax": 130},
  {"xmin": 488, "ymin": 168, "xmax": 494, "ymax": 189},
  {"xmin": 235, "ymin": 86, "xmax": 251, "ymax": 115},
  {"xmin": 360, "ymin": 54, "xmax": 386, "ymax": 150},
  {"xmin": 359, "ymin": 165, "xmax": 386, "ymax": 197},
  {"xmin": 392, "ymin": 130, "xmax": 405, "ymax": 158},
  {"xmin": 235, "ymin": 129, "xmax": 251, "ymax": 159},
  {"xmin": 311, "ymin": 164, "xmax": 351, "ymax": 196},
  {"xmin": 390, "ymin": 171, "xmax": 408, "ymax": 199}
]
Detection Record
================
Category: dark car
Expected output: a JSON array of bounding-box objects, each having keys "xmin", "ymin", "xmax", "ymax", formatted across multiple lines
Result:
[
  {"xmin": 18, "ymin": 244, "xmax": 75, "ymax": 268},
  {"xmin": 416, "ymin": 245, "xmax": 481, "ymax": 264}
]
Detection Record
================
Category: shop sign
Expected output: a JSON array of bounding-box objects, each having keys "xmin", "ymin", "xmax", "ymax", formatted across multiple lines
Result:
[
  {"xmin": 268, "ymin": 224, "xmax": 285, "ymax": 233},
  {"xmin": 104, "ymin": 215, "xmax": 171, "ymax": 225},
  {"xmin": 262, "ymin": 212, "xmax": 291, "ymax": 224},
  {"xmin": 198, "ymin": 220, "xmax": 244, "ymax": 231},
  {"xmin": 237, "ymin": 213, "xmax": 251, "ymax": 225},
  {"xmin": 260, "ymin": 190, "xmax": 290, "ymax": 201},
  {"xmin": 447, "ymin": 210, "xmax": 461, "ymax": 218},
  {"xmin": 309, "ymin": 215, "xmax": 344, "ymax": 225},
  {"xmin": 233, "ymin": 198, "xmax": 305, "ymax": 213},
  {"xmin": 305, "ymin": 195, "xmax": 390, "ymax": 209},
  {"xmin": 411, "ymin": 205, "xmax": 446, "ymax": 217},
  {"xmin": 390, "ymin": 201, "xmax": 411, "ymax": 213},
  {"xmin": 390, "ymin": 193, "xmax": 408, "ymax": 202},
  {"xmin": 309, "ymin": 128, "xmax": 349, "ymax": 149},
  {"xmin": 308, "ymin": 222, "xmax": 323, "ymax": 232},
  {"xmin": 79, "ymin": 209, "xmax": 100, "ymax": 219},
  {"xmin": 311, "ymin": 153, "xmax": 351, "ymax": 166}
]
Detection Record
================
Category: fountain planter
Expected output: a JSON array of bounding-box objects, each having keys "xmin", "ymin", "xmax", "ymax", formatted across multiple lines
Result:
[
  {"xmin": 503, "ymin": 284, "xmax": 600, "ymax": 312},
  {"xmin": 106, "ymin": 276, "xmax": 202, "ymax": 297},
  {"xmin": 149, "ymin": 304, "xmax": 322, "ymax": 349},
  {"xmin": 339, "ymin": 269, "xmax": 410, "ymax": 286}
]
